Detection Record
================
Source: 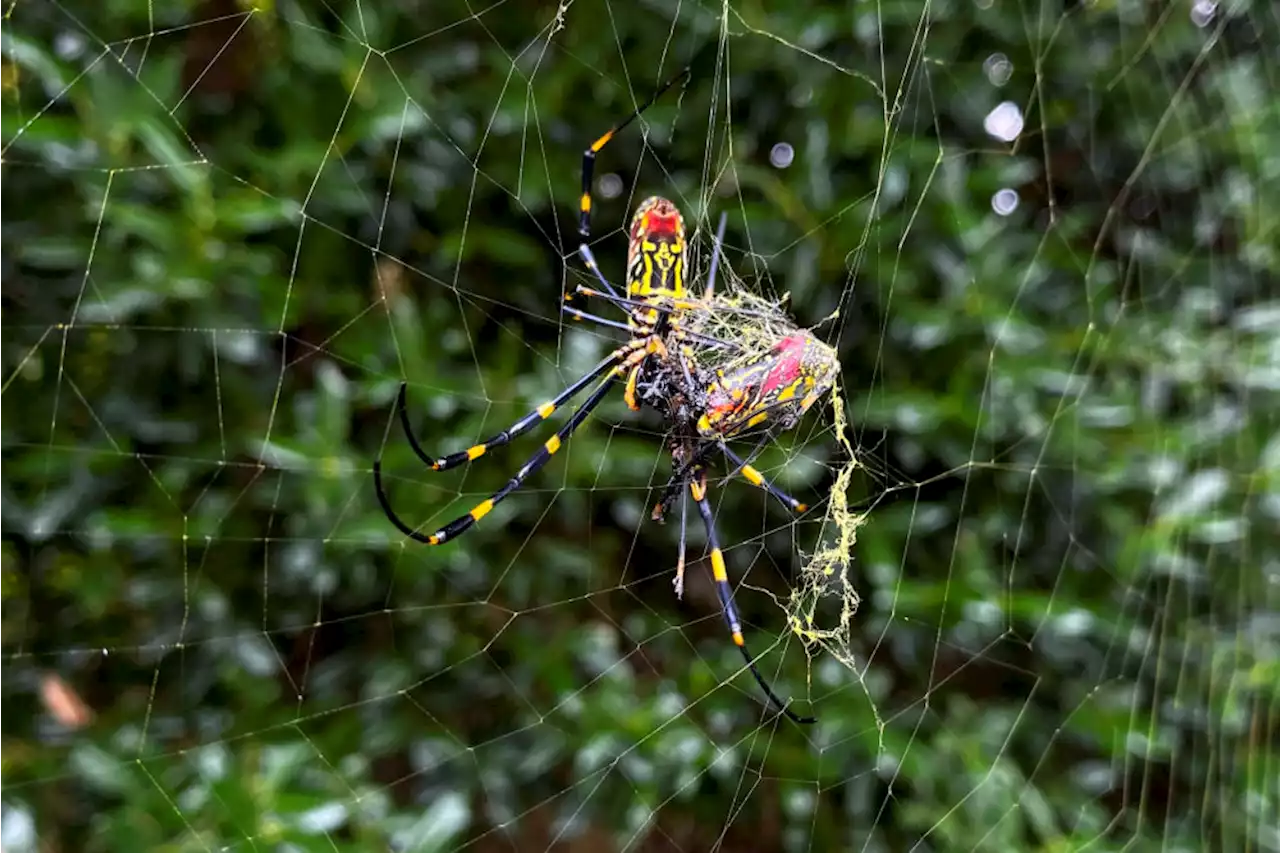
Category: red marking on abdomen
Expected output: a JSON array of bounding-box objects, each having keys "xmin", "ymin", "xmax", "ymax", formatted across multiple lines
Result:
[{"xmin": 639, "ymin": 212, "xmax": 681, "ymax": 238}]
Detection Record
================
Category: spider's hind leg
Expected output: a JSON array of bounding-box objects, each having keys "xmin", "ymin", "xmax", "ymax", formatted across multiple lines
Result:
[
  {"xmin": 689, "ymin": 468, "xmax": 816, "ymax": 724},
  {"xmin": 719, "ymin": 442, "xmax": 809, "ymax": 514}
]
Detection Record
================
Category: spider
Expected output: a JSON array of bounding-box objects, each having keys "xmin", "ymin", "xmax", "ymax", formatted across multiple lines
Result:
[{"xmin": 373, "ymin": 64, "xmax": 839, "ymax": 725}]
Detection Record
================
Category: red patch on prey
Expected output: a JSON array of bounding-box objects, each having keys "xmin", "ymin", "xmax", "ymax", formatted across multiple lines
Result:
[{"xmin": 759, "ymin": 334, "xmax": 806, "ymax": 395}]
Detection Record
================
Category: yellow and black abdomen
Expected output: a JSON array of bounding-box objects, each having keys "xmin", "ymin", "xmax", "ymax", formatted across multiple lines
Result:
[
  {"xmin": 625, "ymin": 196, "xmax": 688, "ymax": 321},
  {"xmin": 628, "ymin": 235, "xmax": 686, "ymax": 301}
]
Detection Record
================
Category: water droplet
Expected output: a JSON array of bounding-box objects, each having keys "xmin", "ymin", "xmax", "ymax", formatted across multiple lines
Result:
[
  {"xmin": 991, "ymin": 188, "xmax": 1019, "ymax": 216},
  {"xmin": 599, "ymin": 173, "xmax": 624, "ymax": 199},
  {"xmin": 54, "ymin": 33, "xmax": 86, "ymax": 60},
  {"xmin": 983, "ymin": 101, "xmax": 1024, "ymax": 143},
  {"xmin": 770, "ymin": 142, "xmax": 795, "ymax": 169},
  {"xmin": 1191, "ymin": 0, "xmax": 1216, "ymax": 27},
  {"xmin": 983, "ymin": 53, "xmax": 1013, "ymax": 86}
]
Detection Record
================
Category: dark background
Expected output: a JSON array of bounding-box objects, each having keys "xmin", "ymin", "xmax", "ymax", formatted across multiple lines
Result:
[{"xmin": 3, "ymin": 1, "xmax": 1276, "ymax": 851}]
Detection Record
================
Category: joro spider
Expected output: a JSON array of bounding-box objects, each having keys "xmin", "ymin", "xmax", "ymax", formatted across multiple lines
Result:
[{"xmin": 373, "ymin": 65, "xmax": 839, "ymax": 725}]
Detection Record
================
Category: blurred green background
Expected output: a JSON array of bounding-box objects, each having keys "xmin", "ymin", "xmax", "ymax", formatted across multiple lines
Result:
[{"xmin": 3, "ymin": 1, "xmax": 1277, "ymax": 851}]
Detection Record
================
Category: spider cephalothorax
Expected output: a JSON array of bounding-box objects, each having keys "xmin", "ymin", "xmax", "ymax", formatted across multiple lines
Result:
[{"xmin": 374, "ymin": 64, "xmax": 838, "ymax": 725}]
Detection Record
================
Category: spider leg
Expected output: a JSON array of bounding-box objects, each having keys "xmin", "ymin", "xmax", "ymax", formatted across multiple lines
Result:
[
  {"xmin": 563, "ymin": 304, "xmax": 633, "ymax": 335},
  {"xmin": 718, "ymin": 442, "xmax": 808, "ymax": 514},
  {"xmin": 388, "ymin": 346, "xmax": 632, "ymax": 474},
  {"xmin": 579, "ymin": 68, "xmax": 695, "ymax": 239},
  {"xmin": 623, "ymin": 364, "xmax": 644, "ymax": 411},
  {"xmin": 574, "ymin": 287, "xmax": 741, "ymax": 355},
  {"xmin": 674, "ymin": 489, "xmax": 688, "ymax": 599},
  {"xmin": 375, "ymin": 362, "xmax": 628, "ymax": 546},
  {"xmin": 573, "ymin": 284, "xmax": 697, "ymax": 315},
  {"xmin": 705, "ymin": 211, "xmax": 728, "ymax": 299},
  {"xmin": 574, "ymin": 285, "xmax": 772, "ymax": 338},
  {"xmin": 689, "ymin": 469, "xmax": 816, "ymax": 724},
  {"xmin": 652, "ymin": 441, "xmax": 719, "ymax": 521},
  {"xmin": 575, "ymin": 243, "xmax": 623, "ymax": 301},
  {"xmin": 651, "ymin": 436, "xmax": 808, "ymax": 522}
]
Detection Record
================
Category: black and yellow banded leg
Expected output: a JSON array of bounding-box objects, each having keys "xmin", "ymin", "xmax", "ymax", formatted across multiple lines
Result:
[
  {"xmin": 376, "ymin": 373, "xmax": 620, "ymax": 546},
  {"xmin": 578, "ymin": 67, "xmax": 695, "ymax": 239},
  {"xmin": 390, "ymin": 347, "xmax": 631, "ymax": 474},
  {"xmin": 651, "ymin": 436, "xmax": 808, "ymax": 524},
  {"xmin": 690, "ymin": 470, "xmax": 816, "ymax": 725},
  {"xmin": 718, "ymin": 443, "xmax": 808, "ymax": 514}
]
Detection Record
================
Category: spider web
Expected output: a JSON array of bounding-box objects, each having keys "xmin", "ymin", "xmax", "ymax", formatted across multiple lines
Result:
[{"xmin": 3, "ymin": 0, "xmax": 1276, "ymax": 851}]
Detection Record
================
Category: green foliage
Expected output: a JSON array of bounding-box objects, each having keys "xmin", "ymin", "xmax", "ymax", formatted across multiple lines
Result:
[{"xmin": 3, "ymin": 1, "xmax": 1276, "ymax": 851}]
